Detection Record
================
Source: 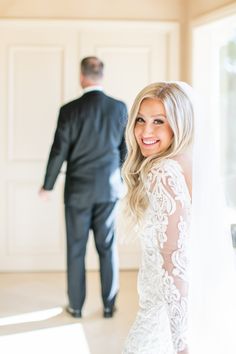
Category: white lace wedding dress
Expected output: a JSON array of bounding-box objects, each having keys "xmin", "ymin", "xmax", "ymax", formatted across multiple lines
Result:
[{"xmin": 122, "ymin": 158, "xmax": 191, "ymax": 354}]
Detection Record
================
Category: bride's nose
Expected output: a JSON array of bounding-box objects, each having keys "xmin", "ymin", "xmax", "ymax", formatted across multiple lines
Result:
[{"xmin": 143, "ymin": 123, "xmax": 155, "ymax": 136}]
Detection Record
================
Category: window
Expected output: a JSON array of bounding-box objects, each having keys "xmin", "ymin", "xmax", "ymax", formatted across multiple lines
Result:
[{"xmin": 192, "ymin": 13, "xmax": 236, "ymax": 246}]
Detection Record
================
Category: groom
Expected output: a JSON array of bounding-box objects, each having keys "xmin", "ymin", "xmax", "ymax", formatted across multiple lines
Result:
[{"xmin": 39, "ymin": 56, "xmax": 128, "ymax": 318}]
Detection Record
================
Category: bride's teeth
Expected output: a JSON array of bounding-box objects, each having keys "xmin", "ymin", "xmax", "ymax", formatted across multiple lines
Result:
[{"xmin": 143, "ymin": 140, "xmax": 157, "ymax": 145}]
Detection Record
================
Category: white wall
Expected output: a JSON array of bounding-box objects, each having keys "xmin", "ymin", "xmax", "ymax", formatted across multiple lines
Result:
[
  {"xmin": 0, "ymin": 0, "xmax": 186, "ymax": 21},
  {"xmin": 188, "ymin": 0, "xmax": 236, "ymax": 18}
]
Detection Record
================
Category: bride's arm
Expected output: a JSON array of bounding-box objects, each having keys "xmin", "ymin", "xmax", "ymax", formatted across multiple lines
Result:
[
  {"xmin": 161, "ymin": 190, "xmax": 189, "ymax": 352},
  {"xmin": 148, "ymin": 161, "xmax": 191, "ymax": 352}
]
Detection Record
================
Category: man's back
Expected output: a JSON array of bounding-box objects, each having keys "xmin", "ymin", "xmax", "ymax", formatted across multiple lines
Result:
[
  {"xmin": 44, "ymin": 90, "xmax": 127, "ymax": 206},
  {"xmin": 64, "ymin": 90, "xmax": 127, "ymax": 174}
]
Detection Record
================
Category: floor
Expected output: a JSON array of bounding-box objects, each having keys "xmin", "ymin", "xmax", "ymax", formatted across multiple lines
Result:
[{"xmin": 0, "ymin": 271, "xmax": 138, "ymax": 354}]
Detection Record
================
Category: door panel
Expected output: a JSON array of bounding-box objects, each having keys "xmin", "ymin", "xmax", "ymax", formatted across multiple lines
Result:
[{"xmin": 0, "ymin": 24, "xmax": 78, "ymax": 270}]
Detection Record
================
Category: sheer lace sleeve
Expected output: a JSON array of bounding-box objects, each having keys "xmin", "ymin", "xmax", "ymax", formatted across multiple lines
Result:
[{"xmin": 146, "ymin": 159, "xmax": 191, "ymax": 353}]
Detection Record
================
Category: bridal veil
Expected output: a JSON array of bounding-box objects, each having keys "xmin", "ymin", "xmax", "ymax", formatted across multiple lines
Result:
[{"xmin": 179, "ymin": 81, "xmax": 236, "ymax": 354}]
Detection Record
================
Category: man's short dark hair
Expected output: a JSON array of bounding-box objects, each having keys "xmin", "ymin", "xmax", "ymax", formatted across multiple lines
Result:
[{"xmin": 80, "ymin": 56, "xmax": 104, "ymax": 81}]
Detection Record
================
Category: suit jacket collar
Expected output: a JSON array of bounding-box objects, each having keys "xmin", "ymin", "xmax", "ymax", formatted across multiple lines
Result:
[{"xmin": 83, "ymin": 86, "xmax": 103, "ymax": 94}]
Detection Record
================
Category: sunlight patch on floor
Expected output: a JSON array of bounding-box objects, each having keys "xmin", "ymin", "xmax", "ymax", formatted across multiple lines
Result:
[
  {"xmin": 0, "ymin": 307, "xmax": 63, "ymax": 326},
  {"xmin": 0, "ymin": 323, "xmax": 91, "ymax": 354}
]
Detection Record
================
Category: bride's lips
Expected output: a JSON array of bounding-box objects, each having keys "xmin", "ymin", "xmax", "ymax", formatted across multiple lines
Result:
[{"xmin": 141, "ymin": 138, "xmax": 160, "ymax": 146}]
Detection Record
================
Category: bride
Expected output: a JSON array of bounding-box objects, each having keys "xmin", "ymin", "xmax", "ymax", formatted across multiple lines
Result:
[{"xmin": 120, "ymin": 81, "xmax": 236, "ymax": 354}]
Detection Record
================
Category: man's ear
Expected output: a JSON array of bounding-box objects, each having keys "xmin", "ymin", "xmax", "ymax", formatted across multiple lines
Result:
[{"xmin": 79, "ymin": 73, "xmax": 84, "ymax": 86}]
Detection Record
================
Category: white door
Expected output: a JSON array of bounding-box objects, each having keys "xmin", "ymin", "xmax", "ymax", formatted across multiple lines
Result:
[
  {"xmin": 0, "ymin": 20, "xmax": 179, "ymax": 271},
  {"xmin": 78, "ymin": 21, "xmax": 180, "ymax": 268}
]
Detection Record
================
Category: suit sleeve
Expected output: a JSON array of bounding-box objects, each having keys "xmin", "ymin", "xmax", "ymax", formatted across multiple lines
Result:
[
  {"xmin": 119, "ymin": 103, "xmax": 128, "ymax": 166},
  {"xmin": 43, "ymin": 107, "xmax": 71, "ymax": 190}
]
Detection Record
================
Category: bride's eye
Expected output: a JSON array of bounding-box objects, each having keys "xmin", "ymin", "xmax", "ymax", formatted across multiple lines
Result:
[
  {"xmin": 135, "ymin": 117, "xmax": 145, "ymax": 123},
  {"xmin": 154, "ymin": 119, "xmax": 164, "ymax": 125}
]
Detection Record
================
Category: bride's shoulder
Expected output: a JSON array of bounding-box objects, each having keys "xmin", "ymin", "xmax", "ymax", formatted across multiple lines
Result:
[
  {"xmin": 171, "ymin": 153, "xmax": 192, "ymax": 179},
  {"xmin": 154, "ymin": 151, "xmax": 192, "ymax": 174},
  {"xmin": 148, "ymin": 153, "xmax": 192, "ymax": 194},
  {"xmin": 150, "ymin": 157, "xmax": 183, "ymax": 175},
  {"xmin": 147, "ymin": 160, "xmax": 181, "ymax": 188},
  {"xmin": 170, "ymin": 153, "xmax": 192, "ymax": 197}
]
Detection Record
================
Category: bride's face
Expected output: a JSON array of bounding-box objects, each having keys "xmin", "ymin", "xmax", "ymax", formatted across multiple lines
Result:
[{"xmin": 134, "ymin": 98, "xmax": 174, "ymax": 157}]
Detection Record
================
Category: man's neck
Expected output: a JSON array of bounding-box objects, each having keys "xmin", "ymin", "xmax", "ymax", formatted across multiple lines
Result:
[{"xmin": 83, "ymin": 85, "xmax": 103, "ymax": 94}]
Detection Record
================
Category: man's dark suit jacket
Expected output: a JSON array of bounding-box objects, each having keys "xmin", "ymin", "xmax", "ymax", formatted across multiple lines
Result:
[{"xmin": 43, "ymin": 90, "xmax": 128, "ymax": 207}]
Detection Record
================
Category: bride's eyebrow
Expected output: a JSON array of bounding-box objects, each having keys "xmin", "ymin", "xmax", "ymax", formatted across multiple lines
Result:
[
  {"xmin": 137, "ymin": 113, "xmax": 167, "ymax": 118},
  {"xmin": 151, "ymin": 114, "xmax": 166, "ymax": 118}
]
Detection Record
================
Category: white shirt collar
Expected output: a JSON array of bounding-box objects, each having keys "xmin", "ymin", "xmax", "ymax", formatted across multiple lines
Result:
[{"xmin": 83, "ymin": 85, "xmax": 103, "ymax": 94}]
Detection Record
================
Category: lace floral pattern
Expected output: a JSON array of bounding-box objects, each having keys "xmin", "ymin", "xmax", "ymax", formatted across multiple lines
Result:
[{"xmin": 123, "ymin": 159, "xmax": 191, "ymax": 354}]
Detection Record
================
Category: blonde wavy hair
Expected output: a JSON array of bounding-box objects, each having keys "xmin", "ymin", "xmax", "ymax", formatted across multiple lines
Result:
[{"xmin": 122, "ymin": 82, "xmax": 194, "ymax": 226}]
